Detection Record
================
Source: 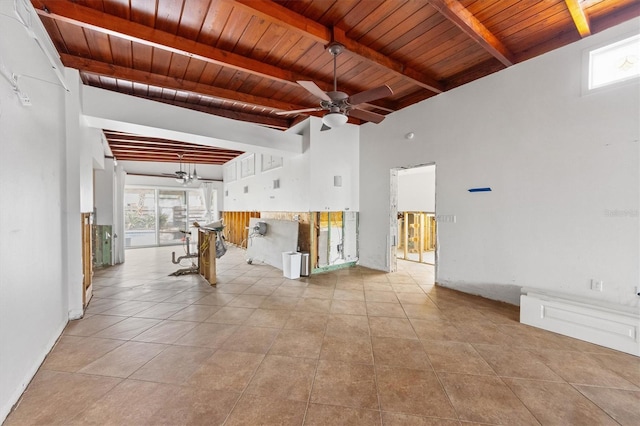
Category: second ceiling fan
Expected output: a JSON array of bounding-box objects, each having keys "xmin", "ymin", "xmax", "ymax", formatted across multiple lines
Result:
[{"xmin": 278, "ymin": 43, "xmax": 393, "ymax": 130}]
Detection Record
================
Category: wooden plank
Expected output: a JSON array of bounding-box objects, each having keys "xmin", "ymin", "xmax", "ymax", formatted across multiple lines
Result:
[
  {"xmin": 61, "ymin": 54, "xmax": 309, "ymax": 113},
  {"xmin": 35, "ymin": 1, "xmax": 327, "ymax": 88},
  {"xmin": 428, "ymin": 0, "xmax": 515, "ymax": 66},
  {"xmin": 231, "ymin": 0, "xmax": 331, "ymax": 44},
  {"xmin": 333, "ymin": 26, "xmax": 444, "ymax": 93}
]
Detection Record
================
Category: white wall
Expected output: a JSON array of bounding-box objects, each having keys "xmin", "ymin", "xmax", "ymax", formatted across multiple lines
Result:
[
  {"xmin": 0, "ymin": 2, "xmax": 70, "ymax": 420},
  {"xmin": 360, "ymin": 18, "xmax": 639, "ymax": 308},
  {"xmin": 94, "ymin": 158, "xmax": 116, "ymax": 226},
  {"xmin": 398, "ymin": 165, "xmax": 435, "ymax": 212},
  {"xmin": 309, "ymin": 117, "xmax": 360, "ymax": 211},
  {"xmin": 223, "ymin": 117, "xmax": 360, "ymax": 212}
]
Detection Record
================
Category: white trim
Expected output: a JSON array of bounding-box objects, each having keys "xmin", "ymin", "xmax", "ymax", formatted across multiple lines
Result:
[{"xmin": 520, "ymin": 289, "xmax": 640, "ymax": 356}]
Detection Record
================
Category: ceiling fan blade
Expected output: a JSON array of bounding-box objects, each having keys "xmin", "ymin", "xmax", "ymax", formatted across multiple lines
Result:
[
  {"xmin": 276, "ymin": 107, "xmax": 323, "ymax": 116},
  {"xmin": 348, "ymin": 85, "xmax": 393, "ymax": 106},
  {"xmin": 297, "ymin": 81, "xmax": 332, "ymax": 102},
  {"xmin": 348, "ymin": 107, "xmax": 387, "ymax": 124}
]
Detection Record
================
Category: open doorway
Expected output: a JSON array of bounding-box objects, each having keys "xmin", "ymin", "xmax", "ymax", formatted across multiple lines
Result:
[{"xmin": 389, "ymin": 164, "xmax": 436, "ymax": 273}]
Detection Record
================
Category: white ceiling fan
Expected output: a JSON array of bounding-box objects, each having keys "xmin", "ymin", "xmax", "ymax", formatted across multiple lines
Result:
[{"xmin": 277, "ymin": 43, "xmax": 393, "ymax": 130}]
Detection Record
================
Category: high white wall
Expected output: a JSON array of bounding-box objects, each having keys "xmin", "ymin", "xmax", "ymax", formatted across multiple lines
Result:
[
  {"xmin": 223, "ymin": 117, "xmax": 360, "ymax": 212},
  {"xmin": 360, "ymin": 18, "xmax": 639, "ymax": 308},
  {"xmin": 0, "ymin": 2, "xmax": 70, "ymax": 420},
  {"xmin": 398, "ymin": 165, "xmax": 435, "ymax": 212}
]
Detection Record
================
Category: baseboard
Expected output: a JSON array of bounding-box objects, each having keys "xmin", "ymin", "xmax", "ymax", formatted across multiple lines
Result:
[{"xmin": 520, "ymin": 289, "xmax": 639, "ymax": 356}]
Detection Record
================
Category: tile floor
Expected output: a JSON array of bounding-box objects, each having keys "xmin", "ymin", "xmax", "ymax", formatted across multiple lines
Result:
[{"xmin": 5, "ymin": 245, "xmax": 639, "ymax": 425}]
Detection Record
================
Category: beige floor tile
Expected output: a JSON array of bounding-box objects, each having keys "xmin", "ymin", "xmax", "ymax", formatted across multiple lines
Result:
[
  {"xmin": 205, "ymin": 306, "xmax": 255, "ymax": 324},
  {"xmin": 295, "ymin": 297, "xmax": 333, "ymax": 313},
  {"xmin": 331, "ymin": 299, "xmax": 368, "ymax": 315},
  {"xmin": 372, "ymin": 336, "xmax": 432, "ymax": 370},
  {"xmin": 409, "ymin": 318, "xmax": 464, "ymax": 341},
  {"xmin": 273, "ymin": 286, "xmax": 307, "ymax": 297},
  {"xmin": 320, "ymin": 333, "xmax": 374, "ymax": 364},
  {"xmin": 42, "ymin": 336, "xmax": 124, "ymax": 372},
  {"xmin": 401, "ymin": 303, "xmax": 443, "ymax": 320},
  {"xmin": 79, "ymin": 341, "xmax": 167, "ymax": 378},
  {"xmin": 422, "ymin": 341, "xmax": 494, "ymax": 375},
  {"xmin": 589, "ymin": 352, "xmax": 640, "ymax": 387},
  {"xmin": 173, "ymin": 322, "xmax": 238, "ymax": 348},
  {"xmin": 99, "ymin": 300, "xmax": 158, "ymax": 316},
  {"xmin": 311, "ymin": 360, "xmax": 378, "ymax": 409},
  {"xmin": 4, "ymin": 371, "xmax": 121, "ymax": 426},
  {"xmin": 84, "ymin": 298, "xmax": 128, "ymax": 315},
  {"xmin": 369, "ymin": 317, "xmax": 418, "ymax": 339},
  {"xmin": 244, "ymin": 284, "xmax": 278, "ymax": 296},
  {"xmin": 69, "ymin": 379, "xmax": 176, "ymax": 425},
  {"xmin": 268, "ymin": 329, "xmax": 324, "ymax": 358},
  {"xmin": 394, "ymin": 293, "xmax": 434, "ymax": 305},
  {"xmin": 168, "ymin": 304, "xmax": 221, "ymax": 321},
  {"xmin": 284, "ymin": 311, "xmax": 329, "ymax": 331},
  {"xmin": 504, "ymin": 378, "xmax": 618, "ymax": 425},
  {"xmin": 92, "ymin": 317, "xmax": 162, "ymax": 340},
  {"xmin": 334, "ymin": 289, "xmax": 366, "ymax": 301},
  {"xmin": 244, "ymin": 308, "xmax": 292, "ymax": 328},
  {"xmin": 303, "ymin": 286, "xmax": 335, "ymax": 299},
  {"xmin": 227, "ymin": 294, "xmax": 267, "ymax": 308},
  {"xmin": 129, "ymin": 345, "xmax": 214, "ymax": 384},
  {"xmin": 376, "ymin": 365, "xmax": 457, "ymax": 419},
  {"xmin": 366, "ymin": 302, "xmax": 407, "ymax": 318},
  {"xmin": 194, "ymin": 292, "xmax": 237, "ymax": 306},
  {"xmin": 260, "ymin": 295, "xmax": 302, "ymax": 310},
  {"xmin": 305, "ymin": 403, "xmax": 381, "ymax": 425},
  {"xmin": 222, "ymin": 325, "xmax": 280, "ymax": 353},
  {"xmin": 161, "ymin": 291, "xmax": 207, "ymax": 304},
  {"xmin": 63, "ymin": 314, "xmax": 125, "ymax": 337},
  {"xmin": 186, "ymin": 349, "xmax": 264, "ymax": 392},
  {"xmin": 473, "ymin": 344, "xmax": 563, "ymax": 381},
  {"xmin": 132, "ymin": 302, "xmax": 190, "ymax": 319},
  {"xmin": 575, "ymin": 385, "xmax": 640, "ymax": 426},
  {"xmin": 533, "ymin": 349, "xmax": 639, "ymax": 389},
  {"xmin": 147, "ymin": 386, "xmax": 240, "ymax": 425},
  {"xmin": 326, "ymin": 314, "xmax": 370, "ymax": 336},
  {"xmin": 438, "ymin": 373, "xmax": 539, "ymax": 425},
  {"xmin": 225, "ymin": 394, "xmax": 307, "ymax": 426},
  {"xmin": 364, "ymin": 291, "xmax": 399, "ymax": 303},
  {"xmin": 245, "ymin": 355, "xmax": 317, "ymax": 401},
  {"xmin": 381, "ymin": 412, "xmax": 461, "ymax": 425},
  {"xmin": 131, "ymin": 319, "xmax": 198, "ymax": 344}
]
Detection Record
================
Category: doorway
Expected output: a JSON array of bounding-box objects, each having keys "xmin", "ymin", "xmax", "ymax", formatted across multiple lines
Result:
[{"xmin": 389, "ymin": 164, "xmax": 436, "ymax": 273}]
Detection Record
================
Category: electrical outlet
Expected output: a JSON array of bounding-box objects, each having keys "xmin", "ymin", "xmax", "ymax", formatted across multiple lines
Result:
[{"xmin": 590, "ymin": 279, "xmax": 603, "ymax": 292}]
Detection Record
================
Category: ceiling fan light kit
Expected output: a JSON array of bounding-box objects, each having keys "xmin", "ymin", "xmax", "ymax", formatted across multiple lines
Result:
[
  {"xmin": 277, "ymin": 43, "xmax": 393, "ymax": 130},
  {"xmin": 323, "ymin": 111, "xmax": 348, "ymax": 128}
]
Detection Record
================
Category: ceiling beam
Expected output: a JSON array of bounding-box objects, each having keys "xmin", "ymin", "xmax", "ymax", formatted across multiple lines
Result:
[
  {"xmin": 331, "ymin": 27, "xmax": 444, "ymax": 93},
  {"xmin": 62, "ymin": 54, "xmax": 310, "ymax": 114},
  {"xmin": 230, "ymin": 0, "xmax": 331, "ymax": 44},
  {"xmin": 428, "ymin": 0, "xmax": 514, "ymax": 66},
  {"xmin": 35, "ymin": 1, "xmax": 321, "ymax": 88},
  {"xmin": 228, "ymin": 0, "xmax": 443, "ymax": 93},
  {"xmin": 564, "ymin": 0, "xmax": 591, "ymax": 38}
]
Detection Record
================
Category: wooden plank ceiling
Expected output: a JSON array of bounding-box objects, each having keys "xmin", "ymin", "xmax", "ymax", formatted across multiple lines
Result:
[{"xmin": 32, "ymin": 0, "xmax": 640, "ymax": 164}]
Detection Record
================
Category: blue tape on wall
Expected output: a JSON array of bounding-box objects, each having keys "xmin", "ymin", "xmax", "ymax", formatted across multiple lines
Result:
[{"xmin": 468, "ymin": 187, "xmax": 492, "ymax": 192}]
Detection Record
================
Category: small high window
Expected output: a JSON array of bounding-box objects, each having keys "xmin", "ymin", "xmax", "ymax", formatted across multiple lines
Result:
[{"xmin": 588, "ymin": 34, "xmax": 640, "ymax": 90}]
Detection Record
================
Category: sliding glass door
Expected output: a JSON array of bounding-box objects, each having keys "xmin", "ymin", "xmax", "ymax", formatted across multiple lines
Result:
[{"xmin": 124, "ymin": 187, "xmax": 207, "ymax": 248}]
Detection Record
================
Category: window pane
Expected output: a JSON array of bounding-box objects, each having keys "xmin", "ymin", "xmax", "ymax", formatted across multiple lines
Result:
[
  {"xmin": 158, "ymin": 190, "xmax": 187, "ymax": 245},
  {"xmin": 124, "ymin": 189, "xmax": 157, "ymax": 247},
  {"xmin": 188, "ymin": 190, "xmax": 207, "ymax": 224},
  {"xmin": 590, "ymin": 34, "xmax": 640, "ymax": 89}
]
